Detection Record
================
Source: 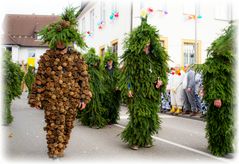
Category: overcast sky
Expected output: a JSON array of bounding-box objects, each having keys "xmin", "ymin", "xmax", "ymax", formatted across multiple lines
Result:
[{"xmin": 0, "ymin": 0, "xmax": 83, "ymax": 34}]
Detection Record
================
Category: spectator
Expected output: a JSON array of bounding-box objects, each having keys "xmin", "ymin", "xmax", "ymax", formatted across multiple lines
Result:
[
  {"xmin": 182, "ymin": 64, "xmax": 198, "ymax": 116},
  {"xmin": 169, "ymin": 64, "xmax": 185, "ymax": 115},
  {"xmin": 161, "ymin": 72, "xmax": 171, "ymax": 113}
]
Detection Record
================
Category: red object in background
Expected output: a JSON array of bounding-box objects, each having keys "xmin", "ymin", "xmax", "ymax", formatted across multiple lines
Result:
[
  {"xmin": 172, "ymin": 72, "xmax": 175, "ymax": 75},
  {"xmin": 98, "ymin": 25, "xmax": 102, "ymax": 29},
  {"xmin": 188, "ymin": 15, "xmax": 193, "ymax": 19},
  {"xmin": 147, "ymin": 8, "xmax": 153, "ymax": 13},
  {"xmin": 178, "ymin": 72, "xmax": 181, "ymax": 76},
  {"xmin": 114, "ymin": 12, "xmax": 119, "ymax": 18},
  {"xmin": 87, "ymin": 31, "xmax": 90, "ymax": 34}
]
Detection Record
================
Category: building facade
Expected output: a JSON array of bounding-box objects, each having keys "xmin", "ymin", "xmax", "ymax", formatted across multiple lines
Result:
[
  {"xmin": 78, "ymin": 0, "xmax": 233, "ymax": 67},
  {"xmin": 1, "ymin": 14, "xmax": 59, "ymax": 67}
]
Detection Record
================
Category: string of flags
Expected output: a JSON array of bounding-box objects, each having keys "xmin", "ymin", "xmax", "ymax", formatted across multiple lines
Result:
[
  {"xmin": 109, "ymin": 10, "xmax": 119, "ymax": 21},
  {"xmin": 83, "ymin": 7, "xmax": 202, "ymax": 39},
  {"xmin": 184, "ymin": 13, "xmax": 203, "ymax": 20},
  {"xmin": 140, "ymin": 7, "xmax": 168, "ymax": 18},
  {"xmin": 97, "ymin": 20, "xmax": 105, "ymax": 29}
]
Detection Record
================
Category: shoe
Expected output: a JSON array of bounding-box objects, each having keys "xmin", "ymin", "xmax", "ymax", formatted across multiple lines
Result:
[
  {"xmin": 200, "ymin": 114, "xmax": 206, "ymax": 118},
  {"xmin": 144, "ymin": 144, "xmax": 153, "ymax": 148},
  {"xmin": 190, "ymin": 111, "xmax": 198, "ymax": 117},
  {"xmin": 130, "ymin": 145, "xmax": 139, "ymax": 150},
  {"xmin": 169, "ymin": 106, "xmax": 176, "ymax": 114},
  {"xmin": 182, "ymin": 110, "xmax": 191, "ymax": 115},
  {"xmin": 174, "ymin": 108, "xmax": 182, "ymax": 115}
]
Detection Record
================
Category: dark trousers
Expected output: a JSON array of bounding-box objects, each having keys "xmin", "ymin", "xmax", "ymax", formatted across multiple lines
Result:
[{"xmin": 183, "ymin": 89, "xmax": 197, "ymax": 112}]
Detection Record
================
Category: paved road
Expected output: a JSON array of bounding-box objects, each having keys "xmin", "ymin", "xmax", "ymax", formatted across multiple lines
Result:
[{"xmin": 2, "ymin": 93, "xmax": 232, "ymax": 162}]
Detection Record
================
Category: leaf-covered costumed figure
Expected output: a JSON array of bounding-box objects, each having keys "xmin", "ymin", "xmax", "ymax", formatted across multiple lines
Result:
[
  {"xmin": 198, "ymin": 24, "xmax": 235, "ymax": 156},
  {"xmin": 119, "ymin": 17, "xmax": 168, "ymax": 149},
  {"xmin": 28, "ymin": 6, "xmax": 91, "ymax": 158},
  {"xmin": 24, "ymin": 66, "xmax": 36, "ymax": 95},
  {"xmin": 3, "ymin": 50, "xmax": 24, "ymax": 125},
  {"xmin": 102, "ymin": 48, "xmax": 121, "ymax": 124},
  {"xmin": 78, "ymin": 48, "xmax": 107, "ymax": 128}
]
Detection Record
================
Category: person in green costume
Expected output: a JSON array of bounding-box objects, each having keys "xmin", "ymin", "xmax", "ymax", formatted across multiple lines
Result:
[
  {"xmin": 119, "ymin": 16, "xmax": 168, "ymax": 150},
  {"xmin": 102, "ymin": 48, "xmax": 121, "ymax": 124},
  {"xmin": 197, "ymin": 24, "xmax": 235, "ymax": 157},
  {"xmin": 78, "ymin": 48, "xmax": 107, "ymax": 128}
]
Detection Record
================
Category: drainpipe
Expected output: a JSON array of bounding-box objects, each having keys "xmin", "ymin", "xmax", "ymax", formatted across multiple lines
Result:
[{"xmin": 130, "ymin": 1, "xmax": 133, "ymax": 32}]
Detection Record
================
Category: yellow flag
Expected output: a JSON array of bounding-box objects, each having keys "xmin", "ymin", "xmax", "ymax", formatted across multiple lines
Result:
[{"xmin": 27, "ymin": 57, "xmax": 35, "ymax": 67}]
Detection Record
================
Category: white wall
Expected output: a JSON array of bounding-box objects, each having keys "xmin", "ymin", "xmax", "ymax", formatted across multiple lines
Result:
[
  {"xmin": 78, "ymin": 0, "xmax": 232, "ymax": 66},
  {"xmin": 13, "ymin": 46, "xmax": 47, "ymax": 67},
  {"xmin": 78, "ymin": 0, "xmax": 131, "ymax": 58}
]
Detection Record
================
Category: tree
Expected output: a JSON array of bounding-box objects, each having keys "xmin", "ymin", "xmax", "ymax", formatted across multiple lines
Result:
[
  {"xmin": 196, "ymin": 24, "xmax": 235, "ymax": 156},
  {"xmin": 24, "ymin": 66, "xmax": 36, "ymax": 95},
  {"xmin": 78, "ymin": 48, "xmax": 107, "ymax": 128},
  {"xmin": 3, "ymin": 50, "xmax": 24, "ymax": 125},
  {"xmin": 119, "ymin": 17, "xmax": 168, "ymax": 148},
  {"xmin": 102, "ymin": 47, "xmax": 121, "ymax": 124}
]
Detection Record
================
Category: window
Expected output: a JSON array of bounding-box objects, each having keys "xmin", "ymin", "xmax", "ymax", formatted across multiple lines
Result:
[
  {"xmin": 111, "ymin": 39, "xmax": 118, "ymax": 55},
  {"xmin": 34, "ymin": 33, "xmax": 41, "ymax": 40},
  {"xmin": 6, "ymin": 47, "xmax": 12, "ymax": 52},
  {"xmin": 82, "ymin": 17, "xmax": 86, "ymax": 33},
  {"xmin": 159, "ymin": 36, "xmax": 168, "ymax": 51},
  {"xmin": 90, "ymin": 10, "xmax": 95, "ymax": 33},
  {"xmin": 99, "ymin": 46, "xmax": 105, "ymax": 57},
  {"xmin": 182, "ymin": 39, "xmax": 201, "ymax": 65},
  {"xmin": 100, "ymin": 1, "xmax": 106, "ymax": 22},
  {"xmin": 214, "ymin": 2, "xmax": 232, "ymax": 21},
  {"xmin": 28, "ymin": 49, "xmax": 36, "ymax": 58}
]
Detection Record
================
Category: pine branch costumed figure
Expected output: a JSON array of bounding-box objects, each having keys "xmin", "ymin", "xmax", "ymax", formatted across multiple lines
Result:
[
  {"xmin": 102, "ymin": 47, "xmax": 121, "ymax": 124},
  {"xmin": 78, "ymin": 48, "xmax": 107, "ymax": 128},
  {"xmin": 24, "ymin": 66, "xmax": 36, "ymax": 95},
  {"xmin": 119, "ymin": 16, "xmax": 168, "ymax": 149},
  {"xmin": 3, "ymin": 50, "xmax": 24, "ymax": 125},
  {"xmin": 196, "ymin": 24, "xmax": 235, "ymax": 156},
  {"xmin": 28, "ymin": 6, "xmax": 92, "ymax": 158}
]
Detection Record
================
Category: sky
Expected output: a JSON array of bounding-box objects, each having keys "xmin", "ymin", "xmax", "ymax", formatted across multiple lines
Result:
[{"xmin": 0, "ymin": 0, "xmax": 83, "ymax": 34}]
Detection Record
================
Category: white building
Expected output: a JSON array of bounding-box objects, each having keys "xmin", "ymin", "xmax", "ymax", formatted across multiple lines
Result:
[
  {"xmin": 78, "ymin": 0, "xmax": 234, "ymax": 67},
  {"xmin": 1, "ymin": 14, "xmax": 59, "ymax": 67}
]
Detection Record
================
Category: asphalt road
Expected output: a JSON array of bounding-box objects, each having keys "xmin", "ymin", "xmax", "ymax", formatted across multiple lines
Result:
[{"xmin": 2, "ymin": 93, "xmax": 233, "ymax": 163}]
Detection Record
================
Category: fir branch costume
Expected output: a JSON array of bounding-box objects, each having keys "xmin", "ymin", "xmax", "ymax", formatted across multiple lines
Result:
[
  {"xmin": 102, "ymin": 48, "xmax": 121, "ymax": 124},
  {"xmin": 119, "ymin": 17, "xmax": 168, "ymax": 148},
  {"xmin": 197, "ymin": 24, "xmax": 235, "ymax": 156},
  {"xmin": 3, "ymin": 50, "xmax": 24, "ymax": 125},
  {"xmin": 78, "ymin": 48, "xmax": 107, "ymax": 128},
  {"xmin": 28, "ymin": 7, "xmax": 91, "ymax": 158},
  {"xmin": 24, "ymin": 66, "xmax": 35, "ymax": 95}
]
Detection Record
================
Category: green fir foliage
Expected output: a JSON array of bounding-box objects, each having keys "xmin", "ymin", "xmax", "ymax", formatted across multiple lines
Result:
[
  {"xmin": 3, "ymin": 50, "xmax": 24, "ymax": 125},
  {"xmin": 119, "ymin": 18, "xmax": 168, "ymax": 146},
  {"xmin": 38, "ymin": 6, "xmax": 86, "ymax": 49},
  {"xmin": 102, "ymin": 47, "xmax": 121, "ymax": 124},
  {"xmin": 197, "ymin": 24, "xmax": 235, "ymax": 156},
  {"xmin": 78, "ymin": 48, "xmax": 107, "ymax": 128},
  {"xmin": 24, "ymin": 66, "xmax": 35, "ymax": 94}
]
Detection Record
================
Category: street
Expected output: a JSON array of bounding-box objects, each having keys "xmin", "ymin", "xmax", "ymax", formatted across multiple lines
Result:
[{"xmin": 2, "ymin": 93, "xmax": 230, "ymax": 162}]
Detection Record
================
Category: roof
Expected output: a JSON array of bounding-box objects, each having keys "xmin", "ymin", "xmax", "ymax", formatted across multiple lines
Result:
[{"xmin": 2, "ymin": 14, "xmax": 60, "ymax": 47}]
